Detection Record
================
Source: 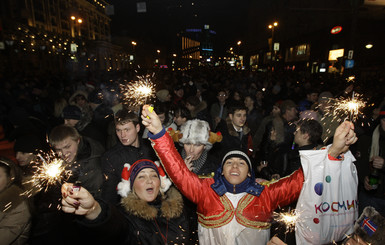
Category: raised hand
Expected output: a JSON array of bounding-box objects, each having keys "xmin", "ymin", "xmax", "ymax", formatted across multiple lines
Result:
[
  {"xmin": 141, "ymin": 105, "xmax": 163, "ymax": 135},
  {"xmin": 61, "ymin": 183, "xmax": 101, "ymax": 220},
  {"xmin": 328, "ymin": 121, "xmax": 357, "ymax": 158}
]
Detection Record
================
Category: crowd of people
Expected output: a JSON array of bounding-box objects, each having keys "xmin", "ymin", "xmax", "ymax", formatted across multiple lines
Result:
[{"xmin": 1, "ymin": 67, "xmax": 385, "ymax": 245}]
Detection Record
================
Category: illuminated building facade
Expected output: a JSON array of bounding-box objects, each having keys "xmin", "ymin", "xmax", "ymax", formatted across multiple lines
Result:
[{"xmin": 0, "ymin": 0, "xmax": 129, "ymax": 74}]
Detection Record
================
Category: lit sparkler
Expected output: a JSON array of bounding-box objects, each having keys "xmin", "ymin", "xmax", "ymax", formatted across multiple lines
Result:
[
  {"xmin": 29, "ymin": 150, "xmax": 72, "ymax": 192},
  {"xmin": 119, "ymin": 74, "xmax": 156, "ymax": 107},
  {"xmin": 274, "ymin": 209, "xmax": 299, "ymax": 234},
  {"xmin": 346, "ymin": 75, "xmax": 355, "ymax": 83},
  {"xmin": 333, "ymin": 92, "xmax": 366, "ymax": 122}
]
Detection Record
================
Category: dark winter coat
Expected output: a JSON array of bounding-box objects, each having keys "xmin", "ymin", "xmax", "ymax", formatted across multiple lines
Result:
[
  {"xmin": 70, "ymin": 136, "xmax": 105, "ymax": 197},
  {"xmin": 216, "ymin": 117, "xmax": 252, "ymax": 155},
  {"xmin": 101, "ymin": 139, "xmax": 156, "ymax": 205}
]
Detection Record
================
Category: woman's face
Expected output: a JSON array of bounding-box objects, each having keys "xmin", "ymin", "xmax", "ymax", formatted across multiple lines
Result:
[
  {"xmin": 16, "ymin": 152, "xmax": 34, "ymax": 166},
  {"xmin": 0, "ymin": 167, "xmax": 10, "ymax": 192},
  {"xmin": 133, "ymin": 168, "xmax": 160, "ymax": 202},
  {"xmin": 222, "ymin": 157, "xmax": 249, "ymax": 185},
  {"xmin": 183, "ymin": 143, "xmax": 205, "ymax": 161}
]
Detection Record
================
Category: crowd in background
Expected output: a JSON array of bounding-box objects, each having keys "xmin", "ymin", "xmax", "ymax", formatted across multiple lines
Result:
[{"xmin": 1, "ymin": 67, "xmax": 385, "ymax": 245}]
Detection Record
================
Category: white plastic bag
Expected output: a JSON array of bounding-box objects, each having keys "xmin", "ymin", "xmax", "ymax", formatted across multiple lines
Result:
[{"xmin": 295, "ymin": 146, "xmax": 358, "ymax": 244}]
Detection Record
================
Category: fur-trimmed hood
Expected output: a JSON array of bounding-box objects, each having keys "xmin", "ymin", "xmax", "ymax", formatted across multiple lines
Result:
[
  {"xmin": 120, "ymin": 186, "xmax": 183, "ymax": 220},
  {"xmin": 225, "ymin": 117, "xmax": 250, "ymax": 137}
]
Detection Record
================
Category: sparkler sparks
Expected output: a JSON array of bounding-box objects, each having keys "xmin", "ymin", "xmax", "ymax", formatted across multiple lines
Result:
[
  {"xmin": 333, "ymin": 92, "xmax": 366, "ymax": 122},
  {"xmin": 28, "ymin": 151, "xmax": 71, "ymax": 192},
  {"xmin": 119, "ymin": 74, "xmax": 156, "ymax": 107},
  {"xmin": 346, "ymin": 75, "xmax": 356, "ymax": 83},
  {"xmin": 274, "ymin": 209, "xmax": 299, "ymax": 233}
]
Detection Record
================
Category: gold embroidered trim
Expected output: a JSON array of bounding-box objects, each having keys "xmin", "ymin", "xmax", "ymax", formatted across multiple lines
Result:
[
  {"xmin": 235, "ymin": 194, "xmax": 270, "ymax": 228},
  {"xmin": 198, "ymin": 195, "xmax": 235, "ymax": 228}
]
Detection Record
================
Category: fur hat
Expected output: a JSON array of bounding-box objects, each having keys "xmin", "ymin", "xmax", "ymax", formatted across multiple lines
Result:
[
  {"xmin": 221, "ymin": 149, "xmax": 252, "ymax": 171},
  {"xmin": 117, "ymin": 159, "xmax": 172, "ymax": 197},
  {"xmin": 352, "ymin": 206, "xmax": 385, "ymax": 245},
  {"xmin": 179, "ymin": 119, "xmax": 212, "ymax": 150},
  {"xmin": 62, "ymin": 105, "xmax": 82, "ymax": 120}
]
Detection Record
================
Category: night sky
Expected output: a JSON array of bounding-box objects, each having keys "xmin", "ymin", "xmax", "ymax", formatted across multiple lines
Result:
[
  {"xmin": 107, "ymin": 1, "xmax": 370, "ymax": 56},
  {"xmin": 108, "ymin": 0, "xmax": 266, "ymax": 55}
]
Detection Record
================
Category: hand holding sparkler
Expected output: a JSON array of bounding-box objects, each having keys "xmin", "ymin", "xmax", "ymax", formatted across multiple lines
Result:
[
  {"xmin": 61, "ymin": 183, "xmax": 101, "ymax": 220},
  {"xmin": 141, "ymin": 105, "xmax": 163, "ymax": 135},
  {"xmin": 328, "ymin": 121, "xmax": 357, "ymax": 158}
]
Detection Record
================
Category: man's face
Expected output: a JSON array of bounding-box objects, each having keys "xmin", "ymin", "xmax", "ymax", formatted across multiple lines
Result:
[
  {"xmin": 64, "ymin": 119, "xmax": 80, "ymax": 127},
  {"xmin": 217, "ymin": 91, "xmax": 228, "ymax": 104},
  {"xmin": 308, "ymin": 93, "xmax": 319, "ymax": 103},
  {"xmin": 294, "ymin": 126, "xmax": 307, "ymax": 147},
  {"xmin": 244, "ymin": 97, "xmax": 254, "ymax": 108},
  {"xmin": 185, "ymin": 103, "xmax": 195, "ymax": 112},
  {"xmin": 222, "ymin": 157, "xmax": 249, "ymax": 185},
  {"xmin": 116, "ymin": 122, "xmax": 140, "ymax": 147},
  {"xmin": 183, "ymin": 143, "xmax": 205, "ymax": 161},
  {"xmin": 174, "ymin": 89, "xmax": 184, "ymax": 98},
  {"xmin": 286, "ymin": 107, "xmax": 298, "ymax": 122},
  {"xmin": 53, "ymin": 137, "xmax": 80, "ymax": 163},
  {"xmin": 229, "ymin": 109, "xmax": 247, "ymax": 129}
]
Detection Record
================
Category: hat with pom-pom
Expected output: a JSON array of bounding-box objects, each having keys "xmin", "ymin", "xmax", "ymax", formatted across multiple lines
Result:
[{"xmin": 117, "ymin": 159, "xmax": 171, "ymax": 197}]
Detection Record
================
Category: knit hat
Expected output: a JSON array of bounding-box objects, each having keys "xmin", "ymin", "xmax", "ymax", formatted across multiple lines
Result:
[
  {"xmin": 156, "ymin": 89, "xmax": 170, "ymax": 102},
  {"xmin": 14, "ymin": 134, "xmax": 43, "ymax": 153},
  {"xmin": 221, "ymin": 150, "xmax": 252, "ymax": 171},
  {"xmin": 353, "ymin": 206, "xmax": 385, "ymax": 245},
  {"xmin": 62, "ymin": 105, "xmax": 82, "ymax": 120},
  {"xmin": 179, "ymin": 119, "xmax": 212, "ymax": 150},
  {"xmin": 378, "ymin": 105, "xmax": 385, "ymax": 120},
  {"xmin": 117, "ymin": 159, "xmax": 172, "ymax": 197}
]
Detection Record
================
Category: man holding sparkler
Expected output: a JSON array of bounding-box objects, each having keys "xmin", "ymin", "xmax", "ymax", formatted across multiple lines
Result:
[
  {"xmin": 141, "ymin": 104, "xmax": 357, "ymax": 245},
  {"xmin": 49, "ymin": 124, "xmax": 104, "ymax": 197}
]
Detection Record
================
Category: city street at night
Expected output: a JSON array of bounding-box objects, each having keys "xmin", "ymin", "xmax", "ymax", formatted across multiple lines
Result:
[{"xmin": 1, "ymin": 1, "xmax": 385, "ymax": 245}]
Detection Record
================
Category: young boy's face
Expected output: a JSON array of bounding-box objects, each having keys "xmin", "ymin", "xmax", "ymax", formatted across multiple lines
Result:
[{"xmin": 229, "ymin": 109, "xmax": 247, "ymax": 129}]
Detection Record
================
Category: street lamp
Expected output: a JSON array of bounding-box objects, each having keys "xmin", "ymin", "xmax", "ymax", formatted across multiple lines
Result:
[
  {"xmin": 268, "ymin": 21, "xmax": 278, "ymax": 62},
  {"xmin": 70, "ymin": 16, "xmax": 83, "ymax": 37}
]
